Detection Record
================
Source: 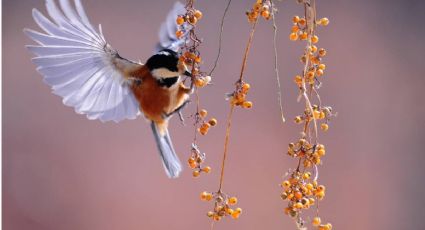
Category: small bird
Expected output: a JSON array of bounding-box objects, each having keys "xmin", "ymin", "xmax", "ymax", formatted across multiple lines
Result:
[{"xmin": 25, "ymin": 0, "xmax": 193, "ymax": 178}]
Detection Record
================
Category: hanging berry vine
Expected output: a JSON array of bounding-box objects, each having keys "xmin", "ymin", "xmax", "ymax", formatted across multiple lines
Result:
[{"xmin": 281, "ymin": 0, "xmax": 335, "ymax": 229}]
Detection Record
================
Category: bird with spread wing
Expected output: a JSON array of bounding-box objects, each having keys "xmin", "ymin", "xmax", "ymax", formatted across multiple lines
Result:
[{"xmin": 25, "ymin": 0, "xmax": 193, "ymax": 178}]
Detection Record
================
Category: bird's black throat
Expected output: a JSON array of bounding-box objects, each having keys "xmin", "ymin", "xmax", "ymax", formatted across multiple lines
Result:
[{"xmin": 157, "ymin": 76, "xmax": 179, "ymax": 88}]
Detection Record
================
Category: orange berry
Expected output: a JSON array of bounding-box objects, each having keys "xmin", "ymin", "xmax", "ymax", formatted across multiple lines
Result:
[
  {"xmin": 188, "ymin": 15, "xmax": 198, "ymax": 25},
  {"xmin": 294, "ymin": 202, "xmax": 303, "ymax": 209},
  {"xmin": 293, "ymin": 15, "xmax": 300, "ymax": 23},
  {"xmin": 200, "ymin": 191, "xmax": 208, "ymax": 200},
  {"xmin": 207, "ymin": 211, "xmax": 214, "ymax": 217},
  {"xmin": 242, "ymin": 101, "xmax": 253, "ymax": 109},
  {"xmin": 176, "ymin": 16, "xmax": 185, "ymax": 25},
  {"xmin": 201, "ymin": 123, "xmax": 211, "ymax": 129},
  {"xmin": 313, "ymin": 110, "xmax": 321, "ymax": 119},
  {"xmin": 306, "ymin": 183, "xmax": 314, "ymax": 190},
  {"xmin": 300, "ymin": 32, "xmax": 308, "ymax": 40},
  {"xmin": 316, "ymin": 69, "xmax": 324, "ymax": 77},
  {"xmin": 319, "ymin": 48, "xmax": 327, "ymax": 57},
  {"xmin": 319, "ymin": 17, "xmax": 330, "ymax": 26},
  {"xmin": 261, "ymin": 10, "xmax": 270, "ymax": 19},
  {"xmin": 194, "ymin": 10, "xmax": 203, "ymax": 20},
  {"xmin": 194, "ymin": 78, "xmax": 205, "ymax": 88},
  {"xmin": 317, "ymin": 148, "xmax": 326, "ymax": 156},
  {"xmin": 208, "ymin": 118, "xmax": 217, "ymax": 126},
  {"xmin": 303, "ymin": 172, "xmax": 311, "ymax": 179},
  {"xmin": 325, "ymin": 223, "xmax": 333, "ymax": 229},
  {"xmin": 228, "ymin": 197, "xmax": 238, "ymax": 205},
  {"xmin": 318, "ymin": 63, "xmax": 326, "ymax": 70},
  {"xmin": 312, "ymin": 217, "xmax": 321, "ymax": 226},
  {"xmin": 253, "ymin": 3, "xmax": 262, "ymax": 11},
  {"xmin": 289, "ymin": 32, "xmax": 299, "ymax": 41},
  {"xmin": 226, "ymin": 208, "xmax": 234, "ymax": 215},
  {"xmin": 316, "ymin": 191, "xmax": 325, "ymax": 199},
  {"xmin": 294, "ymin": 191, "xmax": 303, "ymax": 199},
  {"xmin": 231, "ymin": 212, "xmax": 240, "ymax": 219},
  {"xmin": 294, "ymin": 75, "xmax": 303, "ymax": 85},
  {"xmin": 194, "ymin": 56, "xmax": 202, "ymax": 63},
  {"xmin": 175, "ymin": 30, "xmax": 184, "ymax": 38},
  {"xmin": 282, "ymin": 180, "xmax": 291, "ymax": 188},
  {"xmin": 287, "ymin": 193, "xmax": 294, "ymax": 200},
  {"xmin": 199, "ymin": 109, "xmax": 208, "ymax": 118},
  {"xmin": 299, "ymin": 18, "xmax": 306, "ymax": 26},
  {"xmin": 202, "ymin": 166, "xmax": 211, "ymax": 174},
  {"xmin": 188, "ymin": 158, "xmax": 197, "ymax": 169},
  {"xmin": 242, "ymin": 83, "xmax": 251, "ymax": 92},
  {"xmin": 317, "ymin": 185, "xmax": 326, "ymax": 191},
  {"xmin": 291, "ymin": 25, "xmax": 300, "ymax": 33},
  {"xmin": 205, "ymin": 192, "xmax": 213, "ymax": 201},
  {"xmin": 294, "ymin": 116, "xmax": 303, "ymax": 124},
  {"xmin": 193, "ymin": 170, "xmax": 200, "ymax": 177},
  {"xmin": 321, "ymin": 123, "xmax": 329, "ymax": 131},
  {"xmin": 312, "ymin": 35, "xmax": 319, "ymax": 43},
  {"xmin": 213, "ymin": 215, "xmax": 221, "ymax": 221}
]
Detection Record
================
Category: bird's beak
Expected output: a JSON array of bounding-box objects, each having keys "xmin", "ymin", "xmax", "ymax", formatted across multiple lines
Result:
[{"xmin": 184, "ymin": 70, "xmax": 191, "ymax": 77}]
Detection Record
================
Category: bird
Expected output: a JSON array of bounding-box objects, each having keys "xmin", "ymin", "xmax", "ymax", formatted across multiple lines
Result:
[{"xmin": 24, "ymin": 0, "xmax": 194, "ymax": 178}]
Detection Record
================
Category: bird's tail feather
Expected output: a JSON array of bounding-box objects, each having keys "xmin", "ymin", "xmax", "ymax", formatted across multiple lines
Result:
[{"xmin": 150, "ymin": 122, "xmax": 182, "ymax": 178}]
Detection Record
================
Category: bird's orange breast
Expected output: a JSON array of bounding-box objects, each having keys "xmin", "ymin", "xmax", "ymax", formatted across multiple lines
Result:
[{"xmin": 131, "ymin": 74, "xmax": 171, "ymax": 123}]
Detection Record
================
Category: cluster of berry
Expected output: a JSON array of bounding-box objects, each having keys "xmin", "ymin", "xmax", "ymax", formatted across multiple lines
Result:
[
  {"xmin": 229, "ymin": 81, "xmax": 253, "ymax": 109},
  {"xmin": 175, "ymin": 2, "xmax": 216, "ymax": 178},
  {"xmin": 246, "ymin": 0, "xmax": 273, "ymax": 22},
  {"xmin": 188, "ymin": 144, "xmax": 211, "ymax": 177},
  {"xmin": 200, "ymin": 191, "xmax": 242, "ymax": 221},
  {"xmin": 197, "ymin": 109, "xmax": 218, "ymax": 136},
  {"xmin": 294, "ymin": 105, "xmax": 334, "ymax": 132},
  {"xmin": 175, "ymin": 8, "xmax": 203, "ymax": 38},
  {"xmin": 287, "ymin": 139, "xmax": 326, "ymax": 167},
  {"xmin": 283, "ymin": 1, "xmax": 334, "ymax": 229}
]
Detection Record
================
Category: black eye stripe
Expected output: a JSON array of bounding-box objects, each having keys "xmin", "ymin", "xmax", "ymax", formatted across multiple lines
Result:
[{"xmin": 157, "ymin": 77, "xmax": 179, "ymax": 88}]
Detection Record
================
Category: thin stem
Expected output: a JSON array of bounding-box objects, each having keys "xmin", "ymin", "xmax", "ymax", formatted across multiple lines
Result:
[
  {"xmin": 218, "ymin": 19, "xmax": 259, "ymax": 191},
  {"xmin": 239, "ymin": 20, "xmax": 258, "ymax": 81},
  {"xmin": 218, "ymin": 105, "xmax": 235, "ymax": 191},
  {"xmin": 270, "ymin": 0, "xmax": 286, "ymax": 123},
  {"xmin": 209, "ymin": 0, "xmax": 233, "ymax": 76}
]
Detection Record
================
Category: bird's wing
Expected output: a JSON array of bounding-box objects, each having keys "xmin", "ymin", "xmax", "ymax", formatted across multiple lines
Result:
[
  {"xmin": 156, "ymin": 1, "xmax": 190, "ymax": 52},
  {"xmin": 25, "ymin": 0, "xmax": 142, "ymax": 123}
]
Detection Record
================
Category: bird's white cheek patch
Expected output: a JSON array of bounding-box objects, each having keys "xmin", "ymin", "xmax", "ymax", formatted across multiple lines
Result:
[{"xmin": 152, "ymin": 68, "xmax": 179, "ymax": 79}]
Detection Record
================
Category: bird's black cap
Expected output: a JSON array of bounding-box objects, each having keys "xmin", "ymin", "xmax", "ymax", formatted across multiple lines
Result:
[{"xmin": 145, "ymin": 49, "xmax": 179, "ymax": 72}]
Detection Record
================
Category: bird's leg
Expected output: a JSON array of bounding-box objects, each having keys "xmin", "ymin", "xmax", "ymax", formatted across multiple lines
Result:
[{"xmin": 164, "ymin": 99, "xmax": 191, "ymax": 125}]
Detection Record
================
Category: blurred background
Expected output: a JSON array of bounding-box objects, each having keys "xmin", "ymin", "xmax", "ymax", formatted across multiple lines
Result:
[{"xmin": 3, "ymin": 0, "xmax": 425, "ymax": 229}]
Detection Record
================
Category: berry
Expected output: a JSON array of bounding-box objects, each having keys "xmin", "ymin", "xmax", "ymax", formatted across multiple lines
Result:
[
  {"xmin": 208, "ymin": 118, "xmax": 217, "ymax": 126},
  {"xmin": 176, "ymin": 16, "xmax": 185, "ymax": 25},
  {"xmin": 194, "ymin": 10, "xmax": 203, "ymax": 20},
  {"xmin": 312, "ymin": 217, "xmax": 321, "ymax": 226},
  {"xmin": 228, "ymin": 197, "xmax": 238, "ymax": 205}
]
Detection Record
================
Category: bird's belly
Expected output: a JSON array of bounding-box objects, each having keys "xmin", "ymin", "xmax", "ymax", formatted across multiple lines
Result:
[{"xmin": 131, "ymin": 81, "xmax": 180, "ymax": 122}]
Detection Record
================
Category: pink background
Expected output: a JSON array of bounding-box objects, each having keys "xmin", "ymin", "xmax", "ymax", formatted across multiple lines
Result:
[{"xmin": 4, "ymin": 0, "xmax": 425, "ymax": 229}]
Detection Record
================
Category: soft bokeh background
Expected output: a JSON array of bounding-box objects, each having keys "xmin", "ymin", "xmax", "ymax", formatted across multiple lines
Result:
[{"xmin": 3, "ymin": 0, "xmax": 425, "ymax": 229}]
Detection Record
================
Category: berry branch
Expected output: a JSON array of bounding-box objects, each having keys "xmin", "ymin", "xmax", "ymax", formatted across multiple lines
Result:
[
  {"xmin": 281, "ymin": 0, "xmax": 335, "ymax": 229},
  {"xmin": 200, "ymin": 0, "xmax": 278, "ymax": 224},
  {"xmin": 176, "ymin": 0, "xmax": 215, "ymax": 177}
]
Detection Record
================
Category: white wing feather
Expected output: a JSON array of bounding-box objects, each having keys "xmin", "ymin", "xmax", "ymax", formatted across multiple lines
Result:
[
  {"xmin": 156, "ymin": 2, "xmax": 190, "ymax": 52},
  {"xmin": 25, "ymin": 0, "xmax": 141, "ymax": 122}
]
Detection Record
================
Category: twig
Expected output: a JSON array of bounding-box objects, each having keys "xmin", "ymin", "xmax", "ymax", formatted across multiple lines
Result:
[
  {"xmin": 270, "ymin": 0, "xmax": 286, "ymax": 123},
  {"xmin": 209, "ymin": 0, "xmax": 233, "ymax": 76}
]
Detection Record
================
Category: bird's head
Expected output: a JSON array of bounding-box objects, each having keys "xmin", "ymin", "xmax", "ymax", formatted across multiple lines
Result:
[{"xmin": 146, "ymin": 49, "xmax": 190, "ymax": 80}]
